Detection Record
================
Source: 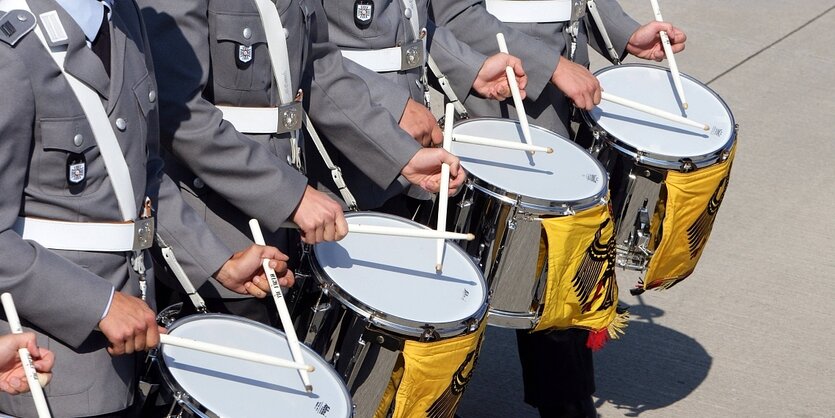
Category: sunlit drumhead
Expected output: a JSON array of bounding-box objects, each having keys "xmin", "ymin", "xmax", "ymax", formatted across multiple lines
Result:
[
  {"xmin": 451, "ymin": 118, "xmax": 607, "ymax": 205},
  {"xmin": 313, "ymin": 213, "xmax": 486, "ymax": 328},
  {"xmin": 160, "ymin": 315, "xmax": 352, "ymax": 417},
  {"xmin": 590, "ymin": 64, "xmax": 735, "ymax": 162}
]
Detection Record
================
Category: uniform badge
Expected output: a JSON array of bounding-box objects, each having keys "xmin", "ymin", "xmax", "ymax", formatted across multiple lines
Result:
[
  {"xmin": 66, "ymin": 153, "xmax": 86, "ymax": 184},
  {"xmin": 354, "ymin": 0, "xmax": 374, "ymax": 29},
  {"xmin": 237, "ymin": 44, "xmax": 253, "ymax": 68}
]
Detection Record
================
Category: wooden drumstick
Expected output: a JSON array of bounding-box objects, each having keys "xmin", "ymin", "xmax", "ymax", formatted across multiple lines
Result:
[
  {"xmin": 496, "ymin": 33, "xmax": 534, "ymax": 149},
  {"xmin": 452, "ymin": 134, "xmax": 553, "ymax": 154},
  {"xmin": 159, "ymin": 334, "xmax": 314, "ymax": 372},
  {"xmin": 649, "ymin": 0, "xmax": 687, "ymax": 109},
  {"xmin": 279, "ymin": 222, "xmax": 475, "ymax": 240},
  {"xmin": 601, "ymin": 92, "xmax": 709, "ymax": 131},
  {"xmin": 436, "ymin": 104, "xmax": 456, "ymax": 272},
  {"xmin": 1, "ymin": 293, "xmax": 51, "ymax": 418},
  {"xmin": 248, "ymin": 220, "xmax": 313, "ymax": 393}
]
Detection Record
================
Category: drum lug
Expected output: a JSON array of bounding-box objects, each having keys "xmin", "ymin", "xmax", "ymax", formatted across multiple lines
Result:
[
  {"xmin": 419, "ymin": 325, "xmax": 440, "ymax": 342},
  {"xmin": 465, "ymin": 317, "xmax": 479, "ymax": 333},
  {"xmin": 619, "ymin": 199, "xmax": 653, "ymax": 270},
  {"xmin": 680, "ymin": 158, "xmax": 696, "ymax": 173},
  {"xmin": 304, "ymin": 286, "xmax": 332, "ymax": 345},
  {"xmin": 589, "ymin": 128, "xmax": 606, "ymax": 155}
]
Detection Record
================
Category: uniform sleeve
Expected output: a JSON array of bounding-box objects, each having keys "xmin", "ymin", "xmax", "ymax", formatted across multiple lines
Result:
[
  {"xmin": 429, "ymin": 0, "xmax": 560, "ymax": 102},
  {"xmin": 0, "ymin": 51, "xmax": 112, "ymax": 349},
  {"xmin": 136, "ymin": 2, "xmax": 234, "ymax": 288},
  {"xmin": 585, "ymin": 0, "xmax": 640, "ymax": 63},
  {"xmin": 426, "ymin": 20, "xmax": 486, "ymax": 105},
  {"xmin": 307, "ymin": 40, "xmax": 421, "ymax": 190},
  {"xmin": 138, "ymin": 0, "xmax": 308, "ymax": 233},
  {"xmin": 341, "ymin": 56, "xmax": 412, "ymax": 124}
]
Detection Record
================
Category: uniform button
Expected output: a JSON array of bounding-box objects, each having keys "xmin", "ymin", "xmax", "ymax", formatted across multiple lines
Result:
[
  {"xmin": 17, "ymin": 13, "xmax": 28, "ymax": 21},
  {"xmin": 193, "ymin": 177, "xmax": 205, "ymax": 189},
  {"xmin": 73, "ymin": 134, "xmax": 83, "ymax": 147},
  {"xmin": 115, "ymin": 118, "xmax": 127, "ymax": 131},
  {"xmin": 404, "ymin": 8, "xmax": 412, "ymax": 19},
  {"xmin": 148, "ymin": 90, "xmax": 156, "ymax": 103},
  {"xmin": 243, "ymin": 27, "xmax": 252, "ymax": 39}
]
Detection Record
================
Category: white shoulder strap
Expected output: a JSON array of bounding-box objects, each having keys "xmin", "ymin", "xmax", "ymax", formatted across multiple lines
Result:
[
  {"xmin": 586, "ymin": 0, "xmax": 621, "ymax": 64},
  {"xmin": 427, "ymin": 54, "xmax": 468, "ymax": 118},
  {"xmin": 9, "ymin": 0, "xmax": 136, "ymax": 221},
  {"xmin": 251, "ymin": 0, "xmax": 357, "ymax": 210}
]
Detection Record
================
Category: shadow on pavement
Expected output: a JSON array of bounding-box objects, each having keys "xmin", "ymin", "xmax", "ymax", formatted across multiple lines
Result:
[{"xmin": 594, "ymin": 299, "xmax": 712, "ymax": 417}]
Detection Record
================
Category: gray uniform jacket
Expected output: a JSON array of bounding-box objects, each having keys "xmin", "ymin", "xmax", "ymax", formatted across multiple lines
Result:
[
  {"xmin": 325, "ymin": 0, "xmax": 487, "ymax": 122},
  {"xmin": 432, "ymin": 0, "xmax": 639, "ymax": 136},
  {"xmin": 138, "ymin": 0, "xmax": 424, "ymax": 282},
  {"xmin": 321, "ymin": 0, "xmax": 489, "ymax": 206},
  {"xmin": 0, "ymin": 0, "xmax": 232, "ymax": 416}
]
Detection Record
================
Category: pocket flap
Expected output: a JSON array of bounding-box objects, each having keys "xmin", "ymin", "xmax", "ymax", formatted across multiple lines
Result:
[
  {"xmin": 212, "ymin": 12, "xmax": 267, "ymax": 46},
  {"xmin": 40, "ymin": 116, "xmax": 96, "ymax": 153}
]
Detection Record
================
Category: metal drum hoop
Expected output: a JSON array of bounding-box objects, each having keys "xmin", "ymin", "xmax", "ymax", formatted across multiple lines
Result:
[{"xmin": 309, "ymin": 212, "xmax": 488, "ymax": 340}]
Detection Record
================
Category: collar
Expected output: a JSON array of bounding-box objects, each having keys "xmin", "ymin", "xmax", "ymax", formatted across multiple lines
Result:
[{"xmin": 53, "ymin": 0, "xmax": 112, "ymax": 43}]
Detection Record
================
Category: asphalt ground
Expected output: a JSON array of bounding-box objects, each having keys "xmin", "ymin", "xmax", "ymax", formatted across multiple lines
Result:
[{"xmin": 448, "ymin": 1, "xmax": 835, "ymax": 417}]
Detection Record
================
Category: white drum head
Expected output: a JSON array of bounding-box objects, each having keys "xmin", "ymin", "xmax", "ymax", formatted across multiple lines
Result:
[
  {"xmin": 590, "ymin": 64, "xmax": 734, "ymax": 161},
  {"xmin": 314, "ymin": 213, "xmax": 486, "ymax": 327},
  {"xmin": 161, "ymin": 315, "xmax": 352, "ymax": 417},
  {"xmin": 451, "ymin": 119, "xmax": 607, "ymax": 204}
]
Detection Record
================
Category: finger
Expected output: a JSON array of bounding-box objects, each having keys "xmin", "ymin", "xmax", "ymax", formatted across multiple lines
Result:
[
  {"xmin": 259, "ymin": 245, "xmax": 289, "ymax": 262},
  {"xmin": 252, "ymin": 275, "xmax": 271, "ymax": 293},
  {"xmin": 146, "ymin": 323, "xmax": 160, "ymax": 350},
  {"xmin": 279, "ymin": 270, "xmax": 295, "ymax": 287},
  {"xmin": 244, "ymin": 281, "xmax": 267, "ymax": 298},
  {"xmin": 430, "ymin": 124, "xmax": 443, "ymax": 146},
  {"xmin": 335, "ymin": 213, "xmax": 349, "ymax": 240},
  {"xmin": 36, "ymin": 372, "xmax": 51, "ymax": 388}
]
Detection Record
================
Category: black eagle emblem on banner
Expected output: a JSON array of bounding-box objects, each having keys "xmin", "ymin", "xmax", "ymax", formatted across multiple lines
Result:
[
  {"xmin": 686, "ymin": 175, "xmax": 730, "ymax": 259},
  {"xmin": 572, "ymin": 218, "xmax": 616, "ymax": 313},
  {"xmin": 425, "ymin": 335, "xmax": 484, "ymax": 418}
]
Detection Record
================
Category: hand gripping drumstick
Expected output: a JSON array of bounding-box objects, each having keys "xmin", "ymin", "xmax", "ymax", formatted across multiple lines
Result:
[
  {"xmin": 600, "ymin": 92, "xmax": 709, "ymax": 131},
  {"xmin": 1, "ymin": 293, "xmax": 52, "ymax": 418},
  {"xmin": 649, "ymin": 0, "xmax": 688, "ymax": 109},
  {"xmin": 495, "ymin": 33, "xmax": 534, "ymax": 149},
  {"xmin": 248, "ymin": 220, "xmax": 313, "ymax": 393},
  {"xmin": 158, "ymin": 334, "xmax": 314, "ymax": 371},
  {"xmin": 436, "ymin": 103, "xmax": 456, "ymax": 272}
]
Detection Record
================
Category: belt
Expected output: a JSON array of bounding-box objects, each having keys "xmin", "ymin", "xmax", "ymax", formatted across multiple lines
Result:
[
  {"xmin": 217, "ymin": 102, "xmax": 303, "ymax": 134},
  {"xmin": 14, "ymin": 217, "xmax": 154, "ymax": 252},
  {"xmin": 485, "ymin": 0, "xmax": 574, "ymax": 23},
  {"xmin": 341, "ymin": 40, "xmax": 425, "ymax": 73}
]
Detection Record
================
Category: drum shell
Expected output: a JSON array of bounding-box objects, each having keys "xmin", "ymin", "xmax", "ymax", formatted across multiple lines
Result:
[
  {"xmin": 446, "ymin": 118, "xmax": 609, "ymax": 329},
  {"xmin": 298, "ymin": 212, "xmax": 488, "ymax": 417},
  {"xmin": 580, "ymin": 64, "xmax": 737, "ymax": 271},
  {"xmin": 153, "ymin": 313, "xmax": 353, "ymax": 418}
]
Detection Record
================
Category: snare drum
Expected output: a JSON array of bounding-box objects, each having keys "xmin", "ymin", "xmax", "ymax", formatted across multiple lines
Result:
[
  {"xmin": 583, "ymin": 64, "xmax": 737, "ymax": 291},
  {"xmin": 153, "ymin": 314, "xmax": 353, "ymax": 417},
  {"xmin": 301, "ymin": 212, "xmax": 488, "ymax": 417},
  {"xmin": 448, "ymin": 118, "xmax": 610, "ymax": 329}
]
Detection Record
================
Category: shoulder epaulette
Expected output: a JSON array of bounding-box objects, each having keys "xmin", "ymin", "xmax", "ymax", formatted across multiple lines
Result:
[{"xmin": 0, "ymin": 9, "xmax": 36, "ymax": 46}]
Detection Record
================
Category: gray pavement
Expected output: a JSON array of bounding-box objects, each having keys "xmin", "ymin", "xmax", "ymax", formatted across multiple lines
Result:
[{"xmin": 450, "ymin": 1, "xmax": 835, "ymax": 417}]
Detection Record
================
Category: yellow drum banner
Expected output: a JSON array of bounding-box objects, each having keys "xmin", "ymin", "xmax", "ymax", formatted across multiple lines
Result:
[
  {"xmin": 533, "ymin": 204, "xmax": 620, "ymax": 338},
  {"xmin": 374, "ymin": 322, "xmax": 487, "ymax": 418},
  {"xmin": 642, "ymin": 145, "xmax": 735, "ymax": 291}
]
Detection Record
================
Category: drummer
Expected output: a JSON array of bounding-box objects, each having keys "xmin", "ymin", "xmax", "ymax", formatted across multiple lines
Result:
[
  {"xmin": 431, "ymin": 1, "xmax": 687, "ymax": 416},
  {"xmin": 136, "ymin": 0, "xmax": 471, "ymax": 325},
  {"xmin": 315, "ymin": 0, "xmax": 528, "ymax": 218},
  {"xmin": 0, "ymin": 0, "xmax": 291, "ymax": 415}
]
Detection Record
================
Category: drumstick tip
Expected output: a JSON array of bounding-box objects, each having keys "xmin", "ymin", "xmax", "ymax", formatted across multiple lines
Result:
[
  {"xmin": 305, "ymin": 384, "xmax": 314, "ymax": 393},
  {"xmin": 546, "ymin": 147, "xmax": 554, "ymax": 154},
  {"xmin": 683, "ymin": 102, "xmax": 689, "ymax": 110},
  {"xmin": 465, "ymin": 233, "xmax": 475, "ymax": 241},
  {"xmin": 703, "ymin": 124, "xmax": 710, "ymax": 131},
  {"xmin": 435, "ymin": 264, "xmax": 443, "ymax": 272}
]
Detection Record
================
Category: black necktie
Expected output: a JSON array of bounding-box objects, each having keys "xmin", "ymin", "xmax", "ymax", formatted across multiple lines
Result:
[{"xmin": 90, "ymin": 10, "xmax": 110, "ymax": 77}]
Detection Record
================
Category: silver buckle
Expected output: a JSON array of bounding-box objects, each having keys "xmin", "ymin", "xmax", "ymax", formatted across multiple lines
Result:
[
  {"xmin": 570, "ymin": 0, "xmax": 587, "ymax": 23},
  {"xmin": 277, "ymin": 102, "xmax": 303, "ymax": 134},
  {"xmin": 400, "ymin": 40, "xmax": 425, "ymax": 71},
  {"xmin": 133, "ymin": 218, "xmax": 154, "ymax": 250}
]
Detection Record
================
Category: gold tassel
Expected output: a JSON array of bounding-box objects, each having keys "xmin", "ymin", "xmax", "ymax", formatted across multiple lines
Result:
[{"xmin": 606, "ymin": 310, "xmax": 629, "ymax": 340}]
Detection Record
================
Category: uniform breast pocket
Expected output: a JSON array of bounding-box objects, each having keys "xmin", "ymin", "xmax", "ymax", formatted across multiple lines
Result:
[
  {"xmin": 208, "ymin": 11, "xmax": 272, "ymax": 92},
  {"xmin": 37, "ymin": 116, "xmax": 107, "ymax": 197}
]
